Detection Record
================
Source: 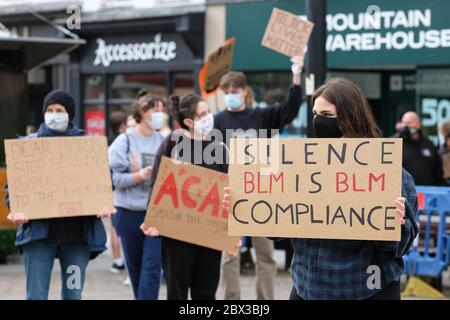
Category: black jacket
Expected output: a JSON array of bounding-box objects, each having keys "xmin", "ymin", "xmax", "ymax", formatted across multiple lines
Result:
[{"xmin": 402, "ymin": 132, "xmax": 444, "ymax": 186}]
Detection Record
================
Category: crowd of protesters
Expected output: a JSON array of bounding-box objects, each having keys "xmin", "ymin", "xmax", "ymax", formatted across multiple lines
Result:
[{"xmin": 11, "ymin": 52, "xmax": 448, "ymax": 300}]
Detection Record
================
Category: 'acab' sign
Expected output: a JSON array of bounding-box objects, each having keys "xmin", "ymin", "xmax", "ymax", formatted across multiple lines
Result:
[{"xmin": 144, "ymin": 157, "xmax": 240, "ymax": 252}]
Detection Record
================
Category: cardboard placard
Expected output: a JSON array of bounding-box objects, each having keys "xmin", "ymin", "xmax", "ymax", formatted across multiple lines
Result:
[
  {"xmin": 144, "ymin": 156, "xmax": 240, "ymax": 252},
  {"xmin": 4, "ymin": 136, "xmax": 113, "ymax": 220},
  {"xmin": 229, "ymin": 138, "xmax": 403, "ymax": 241},
  {"xmin": 200, "ymin": 38, "xmax": 236, "ymax": 95},
  {"xmin": 261, "ymin": 7, "xmax": 314, "ymax": 60}
]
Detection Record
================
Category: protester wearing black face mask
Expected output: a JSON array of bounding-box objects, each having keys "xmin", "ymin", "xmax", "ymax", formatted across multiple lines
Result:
[
  {"xmin": 312, "ymin": 114, "xmax": 343, "ymax": 138},
  {"xmin": 265, "ymin": 78, "xmax": 417, "ymax": 300},
  {"xmin": 396, "ymin": 111, "xmax": 444, "ymax": 186}
]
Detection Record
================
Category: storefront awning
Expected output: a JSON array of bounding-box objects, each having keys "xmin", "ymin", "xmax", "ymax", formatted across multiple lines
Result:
[{"xmin": 0, "ymin": 35, "xmax": 85, "ymax": 71}]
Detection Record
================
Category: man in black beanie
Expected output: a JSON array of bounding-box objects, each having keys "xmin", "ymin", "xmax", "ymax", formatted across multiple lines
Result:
[
  {"xmin": 43, "ymin": 89, "xmax": 76, "ymax": 119},
  {"xmin": 42, "ymin": 90, "xmax": 76, "ymax": 132}
]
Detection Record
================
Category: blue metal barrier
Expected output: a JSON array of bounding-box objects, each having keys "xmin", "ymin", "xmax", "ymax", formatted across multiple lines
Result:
[{"xmin": 403, "ymin": 186, "xmax": 450, "ymax": 278}]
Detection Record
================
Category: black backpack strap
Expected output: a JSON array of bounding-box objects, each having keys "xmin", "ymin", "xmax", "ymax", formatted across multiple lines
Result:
[{"xmin": 164, "ymin": 133, "xmax": 177, "ymax": 158}]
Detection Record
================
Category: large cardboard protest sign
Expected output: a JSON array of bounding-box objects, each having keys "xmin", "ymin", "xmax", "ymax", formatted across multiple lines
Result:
[
  {"xmin": 261, "ymin": 7, "xmax": 314, "ymax": 60},
  {"xmin": 199, "ymin": 38, "xmax": 236, "ymax": 96},
  {"xmin": 144, "ymin": 156, "xmax": 240, "ymax": 253},
  {"xmin": 228, "ymin": 138, "xmax": 403, "ymax": 241},
  {"xmin": 4, "ymin": 136, "xmax": 113, "ymax": 219}
]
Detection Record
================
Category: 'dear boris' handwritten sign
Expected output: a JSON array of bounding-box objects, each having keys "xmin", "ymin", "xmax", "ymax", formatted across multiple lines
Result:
[
  {"xmin": 262, "ymin": 7, "xmax": 314, "ymax": 60},
  {"xmin": 229, "ymin": 138, "xmax": 403, "ymax": 241},
  {"xmin": 144, "ymin": 156, "xmax": 240, "ymax": 253},
  {"xmin": 4, "ymin": 136, "xmax": 113, "ymax": 220}
]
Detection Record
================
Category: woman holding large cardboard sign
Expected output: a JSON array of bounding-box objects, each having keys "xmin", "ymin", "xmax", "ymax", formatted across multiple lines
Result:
[
  {"xmin": 108, "ymin": 90, "xmax": 166, "ymax": 300},
  {"xmin": 141, "ymin": 94, "xmax": 240, "ymax": 300},
  {"xmin": 6, "ymin": 90, "xmax": 114, "ymax": 300},
  {"xmin": 223, "ymin": 78, "xmax": 419, "ymax": 300}
]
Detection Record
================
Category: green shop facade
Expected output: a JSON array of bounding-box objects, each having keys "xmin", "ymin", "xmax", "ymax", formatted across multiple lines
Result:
[{"xmin": 225, "ymin": 0, "xmax": 450, "ymax": 144}]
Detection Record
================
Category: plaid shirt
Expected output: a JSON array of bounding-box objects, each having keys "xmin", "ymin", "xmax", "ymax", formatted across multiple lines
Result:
[{"xmin": 290, "ymin": 169, "xmax": 419, "ymax": 300}]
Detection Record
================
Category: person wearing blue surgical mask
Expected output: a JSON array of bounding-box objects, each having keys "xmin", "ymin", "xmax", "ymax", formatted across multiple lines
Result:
[
  {"xmin": 108, "ymin": 89, "xmax": 166, "ymax": 300},
  {"xmin": 6, "ymin": 89, "xmax": 114, "ymax": 300}
]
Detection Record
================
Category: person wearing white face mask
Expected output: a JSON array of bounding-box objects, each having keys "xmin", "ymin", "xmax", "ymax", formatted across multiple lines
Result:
[
  {"xmin": 6, "ymin": 89, "xmax": 114, "ymax": 300},
  {"xmin": 108, "ymin": 89, "xmax": 165, "ymax": 300},
  {"xmin": 140, "ymin": 94, "xmax": 240, "ymax": 300},
  {"xmin": 214, "ymin": 56, "xmax": 304, "ymax": 301}
]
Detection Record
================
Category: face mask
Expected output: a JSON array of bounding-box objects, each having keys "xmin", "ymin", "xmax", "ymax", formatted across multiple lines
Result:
[
  {"xmin": 224, "ymin": 93, "xmax": 243, "ymax": 110},
  {"xmin": 400, "ymin": 126, "xmax": 418, "ymax": 140},
  {"xmin": 194, "ymin": 113, "xmax": 214, "ymax": 137},
  {"xmin": 45, "ymin": 112, "xmax": 69, "ymax": 132},
  {"xmin": 313, "ymin": 114, "xmax": 343, "ymax": 138},
  {"xmin": 148, "ymin": 112, "xmax": 164, "ymax": 130}
]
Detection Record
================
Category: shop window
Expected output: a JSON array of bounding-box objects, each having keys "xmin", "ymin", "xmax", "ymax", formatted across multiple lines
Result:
[
  {"xmin": 173, "ymin": 72, "xmax": 194, "ymax": 96},
  {"xmin": 84, "ymin": 105, "xmax": 105, "ymax": 136},
  {"xmin": 84, "ymin": 75, "xmax": 104, "ymax": 101},
  {"xmin": 417, "ymin": 68, "xmax": 450, "ymax": 146},
  {"xmin": 109, "ymin": 73, "xmax": 168, "ymax": 102}
]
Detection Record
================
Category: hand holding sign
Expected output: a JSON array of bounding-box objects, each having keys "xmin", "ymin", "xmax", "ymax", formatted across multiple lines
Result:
[
  {"xmin": 291, "ymin": 56, "xmax": 303, "ymax": 75},
  {"xmin": 97, "ymin": 207, "xmax": 117, "ymax": 219},
  {"xmin": 8, "ymin": 205, "xmax": 117, "ymax": 224},
  {"xmin": 140, "ymin": 223, "xmax": 160, "ymax": 237},
  {"xmin": 7, "ymin": 212, "xmax": 29, "ymax": 225},
  {"xmin": 395, "ymin": 197, "xmax": 406, "ymax": 225},
  {"xmin": 139, "ymin": 166, "xmax": 153, "ymax": 181},
  {"xmin": 290, "ymin": 55, "xmax": 303, "ymax": 85}
]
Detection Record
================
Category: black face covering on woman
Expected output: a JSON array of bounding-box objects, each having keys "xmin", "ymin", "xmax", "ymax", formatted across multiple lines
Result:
[{"xmin": 313, "ymin": 114, "xmax": 343, "ymax": 138}]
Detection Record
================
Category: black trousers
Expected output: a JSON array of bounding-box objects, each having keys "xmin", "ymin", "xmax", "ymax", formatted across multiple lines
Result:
[
  {"xmin": 289, "ymin": 280, "xmax": 401, "ymax": 300},
  {"xmin": 162, "ymin": 237, "xmax": 222, "ymax": 300}
]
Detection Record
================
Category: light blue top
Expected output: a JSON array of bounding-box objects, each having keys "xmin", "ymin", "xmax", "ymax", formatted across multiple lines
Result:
[{"xmin": 108, "ymin": 127, "xmax": 164, "ymax": 211}]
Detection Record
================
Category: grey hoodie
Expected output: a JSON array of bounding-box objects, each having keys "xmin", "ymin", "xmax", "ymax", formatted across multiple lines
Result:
[{"xmin": 108, "ymin": 127, "xmax": 164, "ymax": 211}]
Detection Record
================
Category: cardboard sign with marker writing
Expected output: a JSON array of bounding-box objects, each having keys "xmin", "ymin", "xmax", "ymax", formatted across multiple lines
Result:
[
  {"xmin": 144, "ymin": 156, "xmax": 240, "ymax": 253},
  {"xmin": 261, "ymin": 7, "xmax": 314, "ymax": 60},
  {"xmin": 229, "ymin": 138, "xmax": 403, "ymax": 241},
  {"xmin": 199, "ymin": 38, "xmax": 236, "ymax": 95},
  {"xmin": 4, "ymin": 136, "xmax": 113, "ymax": 220}
]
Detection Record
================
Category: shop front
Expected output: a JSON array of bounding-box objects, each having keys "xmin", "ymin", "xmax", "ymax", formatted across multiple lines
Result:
[
  {"xmin": 224, "ymin": 0, "xmax": 450, "ymax": 144},
  {"xmin": 71, "ymin": 12, "xmax": 204, "ymax": 139}
]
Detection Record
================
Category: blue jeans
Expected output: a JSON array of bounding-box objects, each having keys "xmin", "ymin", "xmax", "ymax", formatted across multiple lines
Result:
[
  {"xmin": 115, "ymin": 207, "xmax": 162, "ymax": 300},
  {"xmin": 22, "ymin": 239, "xmax": 90, "ymax": 300}
]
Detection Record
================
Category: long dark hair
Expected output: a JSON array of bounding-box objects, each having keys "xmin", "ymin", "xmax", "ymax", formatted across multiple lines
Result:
[
  {"xmin": 312, "ymin": 77, "xmax": 381, "ymax": 138},
  {"xmin": 168, "ymin": 94, "xmax": 203, "ymax": 130}
]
